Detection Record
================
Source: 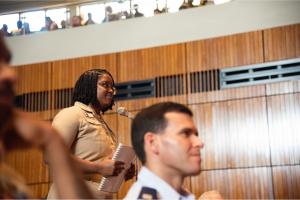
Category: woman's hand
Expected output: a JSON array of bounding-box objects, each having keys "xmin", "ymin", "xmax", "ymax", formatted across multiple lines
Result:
[
  {"xmin": 124, "ymin": 163, "xmax": 135, "ymax": 181},
  {"xmin": 98, "ymin": 157, "xmax": 125, "ymax": 177}
]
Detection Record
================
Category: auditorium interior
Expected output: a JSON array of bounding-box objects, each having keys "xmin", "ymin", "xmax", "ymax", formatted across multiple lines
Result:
[{"xmin": 1, "ymin": 0, "xmax": 300, "ymax": 198}]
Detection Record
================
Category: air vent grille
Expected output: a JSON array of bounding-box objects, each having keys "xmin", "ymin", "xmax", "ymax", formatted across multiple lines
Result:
[
  {"xmin": 115, "ymin": 79, "xmax": 155, "ymax": 100},
  {"xmin": 15, "ymin": 91, "xmax": 49, "ymax": 112},
  {"xmin": 155, "ymin": 74, "xmax": 187, "ymax": 97},
  {"xmin": 220, "ymin": 58, "xmax": 300, "ymax": 88},
  {"xmin": 190, "ymin": 69, "xmax": 220, "ymax": 93}
]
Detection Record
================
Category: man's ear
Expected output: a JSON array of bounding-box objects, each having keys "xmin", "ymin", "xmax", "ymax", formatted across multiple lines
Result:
[{"xmin": 144, "ymin": 132, "xmax": 159, "ymax": 154}]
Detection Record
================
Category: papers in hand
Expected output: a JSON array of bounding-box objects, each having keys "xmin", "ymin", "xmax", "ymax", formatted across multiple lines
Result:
[{"xmin": 98, "ymin": 143, "xmax": 136, "ymax": 192}]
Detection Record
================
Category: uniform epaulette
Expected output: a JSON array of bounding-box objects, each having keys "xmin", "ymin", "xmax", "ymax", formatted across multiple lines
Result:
[{"xmin": 137, "ymin": 186, "xmax": 159, "ymax": 199}]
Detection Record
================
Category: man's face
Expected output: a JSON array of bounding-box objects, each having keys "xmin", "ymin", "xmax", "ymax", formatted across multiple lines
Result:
[
  {"xmin": 0, "ymin": 62, "xmax": 16, "ymax": 106},
  {"xmin": 96, "ymin": 74, "xmax": 115, "ymax": 112},
  {"xmin": 157, "ymin": 112, "xmax": 204, "ymax": 176}
]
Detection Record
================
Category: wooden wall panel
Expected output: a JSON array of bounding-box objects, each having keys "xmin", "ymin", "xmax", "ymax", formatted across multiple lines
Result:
[
  {"xmin": 267, "ymin": 93, "xmax": 300, "ymax": 165},
  {"xmin": 116, "ymin": 113, "xmax": 135, "ymax": 146},
  {"xmin": 191, "ymin": 167, "xmax": 273, "ymax": 199},
  {"xmin": 51, "ymin": 54, "xmax": 117, "ymax": 90},
  {"xmin": 272, "ymin": 165, "xmax": 300, "ymax": 199},
  {"xmin": 190, "ymin": 97, "xmax": 270, "ymax": 169},
  {"xmin": 115, "ymin": 95, "xmax": 187, "ymax": 112},
  {"xmin": 186, "ymin": 31, "xmax": 264, "ymax": 72},
  {"xmin": 266, "ymin": 80, "xmax": 300, "ymax": 96},
  {"xmin": 8, "ymin": 23, "xmax": 300, "ymax": 199},
  {"xmin": 5, "ymin": 149, "xmax": 49, "ymax": 184},
  {"xmin": 118, "ymin": 44, "xmax": 186, "ymax": 82},
  {"xmin": 14, "ymin": 62, "xmax": 52, "ymax": 94},
  {"xmin": 188, "ymin": 84, "xmax": 266, "ymax": 104},
  {"xmin": 28, "ymin": 183, "xmax": 50, "ymax": 199},
  {"xmin": 264, "ymin": 24, "xmax": 300, "ymax": 62}
]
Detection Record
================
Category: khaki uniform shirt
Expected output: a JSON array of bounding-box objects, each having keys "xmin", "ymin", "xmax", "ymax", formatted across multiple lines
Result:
[{"xmin": 47, "ymin": 102, "xmax": 117, "ymax": 199}]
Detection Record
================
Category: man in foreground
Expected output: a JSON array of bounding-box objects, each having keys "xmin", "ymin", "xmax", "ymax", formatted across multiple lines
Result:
[{"xmin": 125, "ymin": 102, "xmax": 222, "ymax": 199}]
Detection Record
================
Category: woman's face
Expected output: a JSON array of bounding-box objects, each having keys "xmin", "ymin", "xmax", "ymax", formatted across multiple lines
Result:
[{"xmin": 96, "ymin": 74, "xmax": 115, "ymax": 112}]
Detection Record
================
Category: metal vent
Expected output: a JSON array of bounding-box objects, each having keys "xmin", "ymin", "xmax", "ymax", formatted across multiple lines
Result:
[
  {"xmin": 14, "ymin": 91, "xmax": 49, "ymax": 112},
  {"xmin": 190, "ymin": 69, "xmax": 220, "ymax": 93},
  {"xmin": 220, "ymin": 58, "xmax": 300, "ymax": 89},
  {"xmin": 155, "ymin": 74, "xmax": 187, "ymax": 97},
  {"xmin": 54, "ymin": 88, "xmax": 73, "ymax": 109},
  {"xmin": 115, "ymin": 79, "xmax": 155, "ymax": 100}
]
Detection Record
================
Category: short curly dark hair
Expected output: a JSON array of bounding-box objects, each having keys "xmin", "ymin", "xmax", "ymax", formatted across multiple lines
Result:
[{"xmin": 72, "ymin": 69, "xmax": 115, "ymax": 112}]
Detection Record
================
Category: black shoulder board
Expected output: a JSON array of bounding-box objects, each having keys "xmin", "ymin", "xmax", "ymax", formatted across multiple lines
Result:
[{"xmin": 137, "ymin": 187, "xmax": 159, "ymax": 199}]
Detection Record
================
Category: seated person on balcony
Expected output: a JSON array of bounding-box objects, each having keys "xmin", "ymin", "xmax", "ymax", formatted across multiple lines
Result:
[
  {"xmin": 103, "ymin": 6, "xmax": 119, "ymax": 22},
  {"xmin": 133, "ymin": 4, "xmax": 144, "ymax": 17},
  {"xmin": 179, "ymin": 0, "xmax": 197, "ymax": 10},
  {"xmin": 0, "ymin": 24, "xmax": 12, "ymax": 37},
  {"xmin": 84, "ymin": 13, "xmax": 95, "ymax": 25},
  {"xmin": 41, "ymin": 17, "xmax": 58, "ymax": 31},
  {"xmin": 71, "ymin": 16, "xmax": 82, "ymax": 27},
  {"xmin": 11, "ymin": 20, "xmax": 23, "ymax": 36}
]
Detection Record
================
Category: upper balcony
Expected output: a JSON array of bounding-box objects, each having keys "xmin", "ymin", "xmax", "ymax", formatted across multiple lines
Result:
[{"xmin": 1, "ymin": 0, "xmax": 300, "ymax": 66}]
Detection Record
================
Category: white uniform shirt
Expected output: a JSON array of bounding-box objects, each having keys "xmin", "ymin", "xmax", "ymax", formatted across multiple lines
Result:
[{"xmin": 124, "ymin": 167, "xmax": 195, "ymax": 200}]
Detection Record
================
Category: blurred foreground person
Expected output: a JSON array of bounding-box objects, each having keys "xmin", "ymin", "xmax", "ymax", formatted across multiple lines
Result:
[{"xmin": 0, "ymin": 34, "xmax": 92, "ymax": 199}]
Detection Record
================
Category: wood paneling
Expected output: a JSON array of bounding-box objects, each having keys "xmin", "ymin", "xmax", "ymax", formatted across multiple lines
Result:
[
  {"xmin": 14, "ymin": 62, "xmax": 52, "ymax": 94},
  {"xmin": 5, "ymin": 149, "xmax": 49, "ymax": 184},
  {"xmin": 188, "ymin": 84, "xmax": 266, "ymax": 104},
  {"xmin": 7, "ymin": 23, "xmax": 300, "ymax": 199},
  {"xmin": 186, "ymin": 31, "xmax": 264, "ymax": 72},
  {"xmin": 267, "ymin": 93, "xmax": 300, "ymax": 165},
  {"xmin": 264, "ymin": 24, "xmax": 300, "ymax": 62},
  {"xmin": 272, "ymin": 165, "xmax": 300, "ymax": 199},
  {"xmin": 51, "ymin": 54, "xmax": 117, "ymax": 90},
  {"xmin": 118, "ymin": 44, "xmax": 186, "ymax": 82},
  {"xmin": 190, "ymin": 97, "xmax": 270, "ymax": 169},
  {"xmin": 28, "ymin": 183, "xmax": 50, "ymax": 199},
  {"xmin": 116, "ymin": 113, "xmax": 135, "ymax": 146},
  {"xmin": 266, "ymin": 80, "xmax": 300, "ymax": 96},
  {"xmin": 191, "ymin": 167, "xmax": 273, "ymax": 199},
  {"xmin": 115, "ymin": 95, "xmax": 187, "ymax": 112}
]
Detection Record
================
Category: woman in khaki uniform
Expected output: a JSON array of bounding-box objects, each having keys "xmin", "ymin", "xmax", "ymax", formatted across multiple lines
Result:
[{"xmin": 47, "ymin": 69, "xmax": 134, "ymax": 199}]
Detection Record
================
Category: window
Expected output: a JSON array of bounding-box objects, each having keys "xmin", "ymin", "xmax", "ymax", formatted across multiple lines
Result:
[
  {"xmin": 80, "ymin": 3, "xmax": 105, "ymax": 24},
  {"xmin": 0, "ymin": 13, "xmax": 20, "ymax": 33},
  {"xmin": 20, "ymin": 10, "xmax": 45, "ymax": 32},
  {"xmin": 46, "ymin": 8, "xmax": 67, "ymax": 28},
  {"xmin": 167, "ymin": 0, "xmax": 184, "ymax": 13}
]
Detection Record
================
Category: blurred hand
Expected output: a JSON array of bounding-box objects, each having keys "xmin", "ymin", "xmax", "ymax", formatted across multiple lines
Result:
[
  {"xmin": 98, "ymin": 157, "xmax": 125, "ymax": 177},
  {"xmin": 199, "ymin": 190, "xmax": 223, "ymax": 200},
  {"xmin": 1, "ymin": 109, "xmax": 56, "ymax": 151},
  {"xmin": 124, "ymin": 163, "xmax": 135, "ymax": 181}
]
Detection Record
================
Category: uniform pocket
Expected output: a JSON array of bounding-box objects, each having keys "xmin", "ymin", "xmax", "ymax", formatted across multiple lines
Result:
[{"xmin": 84, "ymin": 112, "xmax": 101, "ymax": 125}]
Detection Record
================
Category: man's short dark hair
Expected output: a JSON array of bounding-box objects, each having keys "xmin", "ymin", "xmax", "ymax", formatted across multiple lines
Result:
[
  {"xmin": 72, "ymin": 69, "xmax": 115, "ymax": 112},
  {"xmin": 131, "ymin": 102, "xmax": 193, "ymax": 164}
]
